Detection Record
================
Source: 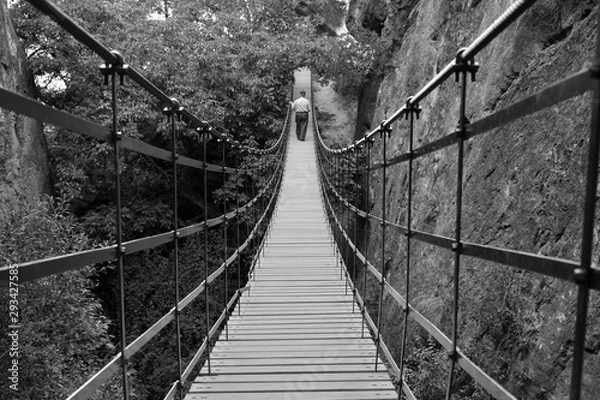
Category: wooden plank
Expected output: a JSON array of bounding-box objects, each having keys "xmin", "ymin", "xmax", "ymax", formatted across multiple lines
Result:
[
  {"xmin": 185, "ymin": 391, "xmax": 397, "ymax": 400},
  {"xmin": 209, "ymin": 357, "xmax": 386, "ymax": 367},
  {"xmin": 212, "ymin": 344, "xmax": 376, "ymax": 354},
  {"xmin": 191, "ymin": 380, "xmax": 395, "ymax": 392},
  {"xmin": 239, "ymin": 298, "xmax": 353, "ymax": 304},
  {"xmin": 194, "ymin": 372, "xmax": 392, "ymax": 383},
  {"xmin": 225, "ymin": 321, "xmax": 364, "ymax": 329},
  {"xmin": 222, "ymin": 333, "xmax": 363, "ymax": 341},
  {"xmin": 205, "ymin": 363, "xmax": 388, "ymax": 374},
  {"xmin": 210, "ymin": 350, "xmax": 377, "ymax": 359},
  {"xmin": 226, "ymin": 314, "xmax": 362, "ymax": 322}
]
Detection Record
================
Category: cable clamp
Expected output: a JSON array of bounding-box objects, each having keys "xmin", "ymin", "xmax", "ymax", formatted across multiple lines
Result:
[
  {"xmin": 99, "ymin": 50, "xmax": 128, "ymax": 85},
  {"xmin": 454, "ymin": 48, "xmax": 479, "ymax": 82},
  {"xmin": 405, "ymin": 97, "xmax": 422, "ymax": 120},
  {"xmin": 379, "ymin": 120, "xmax": 392, "ymax": 138}
]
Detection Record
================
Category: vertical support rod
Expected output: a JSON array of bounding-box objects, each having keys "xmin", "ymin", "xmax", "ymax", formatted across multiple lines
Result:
[
  {"xmin": 344, "ymin": 150, "xmax": 349, "ymax": 295},
  {"xmin": 329, "ymin": 151, "xmax": 335, "ymax": 251},
  {"xmin": 330, "ymin": 151, "xmax": 334, "ymax": 249},
  {"xmin": 335, "ymin": 153, "xmax": 342, "ymax": 279},
  {"xmin": 110, "ymin": 68, "xmax": 130, "ymax": 400},
  {"xmin": 362, "ymin": 139, "xmax": 372, "ymax": 339},
  {"xmin": 170, "ymin": 112, "xmax": 183, "ymax": 399},
  {"xmin": 202, "ymin": 132, "xmax": 212, "ymax": 375},
  {"xmin": 221, "ymin": 140, "xmax": 229, "ymax": 340},
  {"xmin": 446, "ymin": 63, "xmax": 469, "ymax": 400},
  {"xmin": 570, "ymin": 17, "xmax": 600, "ymax": 400},
  {"xmin": 399, "ymin": 101, "xmax": 418, "ymax": 398},
  {"xmin": 375, "ymin": 127, "xmax": 389, "ymax": 372},
  {"xmin": 244, "ymin": 149, "xmax": 249, "ymax": 246},
  {"xmin": 235, "ymin": 145, "xmax": 242, "ymax": 317},
  {"xmin": 251, "ymin": 151, "xmax": 257, "ymax": 276},
  {"xmin": 352, "ymin": 146, "xmax": 360, "ymax": 313}
]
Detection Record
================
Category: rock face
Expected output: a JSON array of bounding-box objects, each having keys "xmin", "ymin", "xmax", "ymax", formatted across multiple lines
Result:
[
  {"xmin": 0, "ymin": 2, "xmax": 50, "ymax": 217},
  {"xmin": 295, "ymin": 0, "xmax": 351, "ymax": 35},
  {"xmin": 348, "ymin": 0, "xmax": 600, "ymax": 398}
]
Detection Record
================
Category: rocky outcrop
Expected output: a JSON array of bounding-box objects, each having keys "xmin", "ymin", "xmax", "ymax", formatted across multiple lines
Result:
[
  {"xmin": 295, "ymin": 0, "xmax": 351, "ymax": 36},
  {"xmin": 0, "ymin": 2, "xmax": 50, "ymax": 217},
  {"xmin": 348, "ymin": 0, "xmax": 600, "ymax": 398}
]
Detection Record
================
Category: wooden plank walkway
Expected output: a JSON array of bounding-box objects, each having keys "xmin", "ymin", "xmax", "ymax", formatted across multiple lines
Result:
[{"xmin": 184, "ymin": 69, "xmax": 397, "ymax": 399}]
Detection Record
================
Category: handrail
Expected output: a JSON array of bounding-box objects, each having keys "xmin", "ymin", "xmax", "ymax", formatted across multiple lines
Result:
[
  {"xmin": 1, "ymin": 1, "xmax": 291, "ymax": 399},
  {"xmin": 314, "ymin": 1, "xmax": 600, "ymax": 399}
]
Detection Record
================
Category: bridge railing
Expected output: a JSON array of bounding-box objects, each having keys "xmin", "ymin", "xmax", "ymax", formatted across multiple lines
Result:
[
  {"xmin": 0, "ymin": 0, "xmax": 289, "ymax": 399},
  {"xmin": 315, "ymin": 1, "xmax": 600, "ymax": 399}
]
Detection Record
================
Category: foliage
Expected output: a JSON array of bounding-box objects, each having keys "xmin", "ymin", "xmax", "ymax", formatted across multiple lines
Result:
[
  {"xmin": 0, "ymin": 196, "xmax": 121, "ymax": 399},
  {"xmin": 405, "ymin": 335, "xmax": 448, "ymax": 399}
]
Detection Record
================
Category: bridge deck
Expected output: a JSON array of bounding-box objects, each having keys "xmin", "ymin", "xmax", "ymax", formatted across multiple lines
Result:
[{"xmin": 184, "ymin": 69, "xmax": 397, "ymax": 399}]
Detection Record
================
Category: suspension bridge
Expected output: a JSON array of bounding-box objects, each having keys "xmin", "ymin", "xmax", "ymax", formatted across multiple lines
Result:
[
  {"xmin": 184, "ymin": 69, "xmax": 397, "ymax": 399},
  {"xmin": 1, "ymin": 1, "xmax": 600, "ymax": 400}
]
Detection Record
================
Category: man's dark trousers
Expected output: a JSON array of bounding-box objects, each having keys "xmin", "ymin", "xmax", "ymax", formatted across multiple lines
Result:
[{"xmin": 296, "ymin": 112, "xmax": 308, "ymax": 141}]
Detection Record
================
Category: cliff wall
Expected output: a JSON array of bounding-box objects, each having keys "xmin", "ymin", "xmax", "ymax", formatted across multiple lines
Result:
[
  {"xmin": 349, "ymin": 0, "xmax": 600, "ymax": 398},
  {"xmin": 0, "ymin": 2, "xmax": 50, "ymax": 218}
]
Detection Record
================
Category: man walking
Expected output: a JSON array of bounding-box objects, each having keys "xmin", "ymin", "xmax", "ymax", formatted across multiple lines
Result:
[{"xmin": 291, "ymin": 90, "xmax": 311, "ymax": 141}]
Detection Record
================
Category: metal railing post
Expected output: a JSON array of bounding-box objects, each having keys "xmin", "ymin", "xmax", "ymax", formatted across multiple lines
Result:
[
  {"xmin": 251, "ymin": 150, "xmax": 257, "ymax": 278},
  {"xmin": 163, "ymin": 97, "xmax": 184, "ymax": 399},
  {"xmin": 352, "ymin": 143, "xmax": 361, "ymax": 313},
  {"xmin": 100, "ymin": 51, "xmax": 130, "ymax": 400},
  {"xmin": 331, "ymin": 150, "xmax": 336, "ymax": 263},
  {"xmin": 375, "ymin": 121, "xmax": 391, "ymax": 371},
  {"xmin": 244, "ymin": 148, "xmax": 250, "ymax": 247},
  {"xmin": 329, "ymin": 150, "xmax": 335, "ymax": 251},
  {"xmin": 335, "ymin": 151, "xmax": 342, "ymax": 279},
  {"xmin": 344, "ymin": 149, "xmax": 349, "ymax": 295},
  {"xmin": 399, "ymin": 99, "xmax": 420, "ymax": 397},
  {"xmin": 570, "ymin": 15, "xmax": 600, "ymax": 400},
  {"xmin": 201, "ymin": 128, "xmax": 212, "ymax": 375},
  {"xmin": 235, "ymin": 144, "xmax": 242, "ymax": 317},
  {"xmin": 362, "ymin": 137, "xmax": 373, "ymax": 339},
  {"xmin": 445, "ymin": 50, "xmax": 478, "ymax": 400},
  {"xmin": 220, "ymin": 138, "xmax": 229, "ymax": 340}
]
